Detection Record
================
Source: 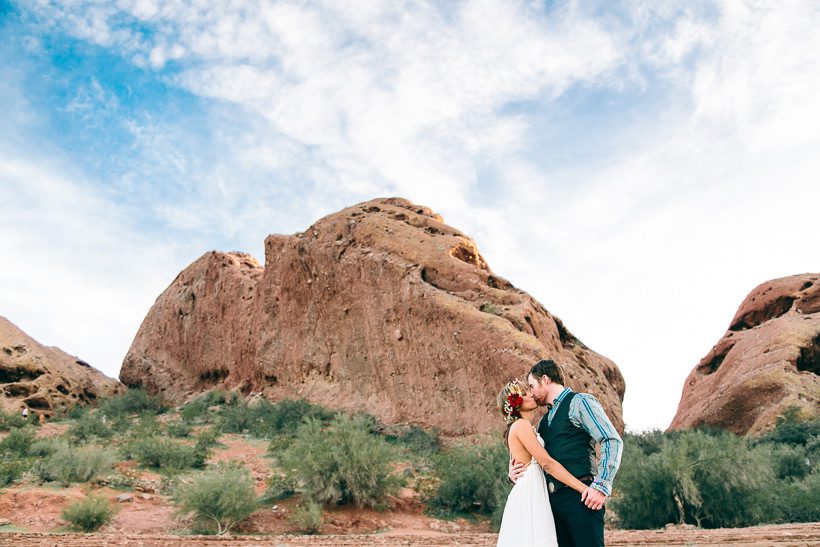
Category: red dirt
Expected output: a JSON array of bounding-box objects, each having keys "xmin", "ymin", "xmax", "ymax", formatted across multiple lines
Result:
[{"xmin": 3, "ymin": 523, "xmax": 820, "ymax": 546}]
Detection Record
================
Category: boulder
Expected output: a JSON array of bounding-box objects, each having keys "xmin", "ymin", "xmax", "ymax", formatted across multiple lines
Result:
[
  {"xmin": 121, "ymin": 198, "xmax": 625, "ymax": 434},
  {"xmin": 0, "ymin": 316, "xmax": 122, "ymax": 416},
  {"xmin": 669, "ymin": 274, "xmax": 820, "ymax": 435}
]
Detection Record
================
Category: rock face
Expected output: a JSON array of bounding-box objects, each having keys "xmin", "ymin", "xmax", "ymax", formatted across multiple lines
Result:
[
  {"xmin": 121, "ymin": 198, "xmax": 625, "ymax": 434},
  {"xmin": 0, "ymin": 316, "xmax": 122, "ymax": 416},
  {"xmin": 669, "ymin": 274, "xmax": 820, "ymax": 435}
]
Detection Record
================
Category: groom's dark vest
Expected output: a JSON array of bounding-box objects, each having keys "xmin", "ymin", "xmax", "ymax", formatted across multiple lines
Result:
[{"xmin": 538, "ymin": 391, "xmax": 596, "ymax": 487}]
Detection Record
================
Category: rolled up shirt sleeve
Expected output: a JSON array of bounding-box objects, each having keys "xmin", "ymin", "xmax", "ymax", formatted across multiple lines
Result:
[{"xmin": 569, "ymin": 393, "xmax": 623, "ymax": 496}]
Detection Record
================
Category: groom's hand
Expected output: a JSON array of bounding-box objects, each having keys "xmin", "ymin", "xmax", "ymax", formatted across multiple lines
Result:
[
  {"xmin": 581, "ymin": 486, "xmax": 607, "ymax": 511},
  {"xmin": 508, "ymin": 460, "xmax": 527, "ymax": 484}
]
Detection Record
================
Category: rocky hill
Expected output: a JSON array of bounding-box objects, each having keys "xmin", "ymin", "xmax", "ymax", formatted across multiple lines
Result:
[
  {"xmin": 669, "ymin": 274, "xmax": 820, "ymax": 435},
  {"xmin": 121, "ymin": 198, "xmax": 625, "ymax": 434},
  {"xmin": 0, "ymin": 316, "xmax": 122, "ymax": 415}
]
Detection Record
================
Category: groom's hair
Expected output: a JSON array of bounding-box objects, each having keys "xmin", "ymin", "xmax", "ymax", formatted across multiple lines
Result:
[{"xmin": 529, "ymin": 359, "xmax": 564, "ymax": 385}]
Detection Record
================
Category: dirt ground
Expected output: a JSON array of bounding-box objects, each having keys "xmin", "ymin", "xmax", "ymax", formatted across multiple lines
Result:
[{"xmin": 2, "ymin": 523, "xmax": 820, "ymax": 546}]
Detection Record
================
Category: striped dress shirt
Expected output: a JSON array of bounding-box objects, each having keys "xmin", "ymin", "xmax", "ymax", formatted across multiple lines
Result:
[{"xmin": 545, "ymin": 387, "xmax": 623, "ymax": 496}]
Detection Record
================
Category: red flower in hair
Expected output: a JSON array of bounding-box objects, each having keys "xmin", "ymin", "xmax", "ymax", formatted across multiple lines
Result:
[{"xmin": 507, "ymin": 393, "xmax": 523, "ymax": 410}]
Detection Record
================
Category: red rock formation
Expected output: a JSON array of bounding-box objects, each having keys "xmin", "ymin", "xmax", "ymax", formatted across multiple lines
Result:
[
  {"xmin": 121, "ymin": 198, "xmax": 625, "ymax": 434},
  {"xmin": 0, "ymin": 317, "xmax": 122, "ymax": 416},
  {"xmin": 669, "ymin": 274, "xmax": 820, "ymax": 435}
]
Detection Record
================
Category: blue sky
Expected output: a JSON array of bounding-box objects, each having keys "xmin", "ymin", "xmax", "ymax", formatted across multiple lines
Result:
[{"xmin": 2, "ymin": 1, "xmax": 819, "ymax": 431}]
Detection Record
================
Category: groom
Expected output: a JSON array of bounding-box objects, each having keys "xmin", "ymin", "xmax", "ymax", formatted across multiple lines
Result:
[{"xmin": 509, "ymin": 359, "xmax": 623, "ymax": 547}]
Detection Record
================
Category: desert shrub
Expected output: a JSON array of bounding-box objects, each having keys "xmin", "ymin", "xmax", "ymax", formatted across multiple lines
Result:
[
  {"xmin": 262, "ymin": 472, "xmax": 299, "ymax": 503},
  {"xmin": 479, "ymin": 302, "xmax": 502, "ymax": 315},
  {"xmin": 756, "ymin": 407, "xmax": 820, "ymax": 446},
  {"xmin": 612, "ymin": 430, "xmax": 776, "ymax": 529},
  {"xmin": 194, "ymin": 427, "xmax": 221, "ymax": 450},
  {"xmin": 99, "ymin": 387, "xmax": 165, "ymax": 418},
  {"xmin": 383, "ymin": 424, "xmax": 441, "ymax": 455},
  {"xmin": 219, "ymin": 398, "xmax": 334, "ymax": 439},
  {"xmin": 289, "ymin": 500, "xmax": 323, "ymax": 534},
  {"xmin": 180, "ymin": 390, "xmax": 237, "ymax": 423},
  {"xmin": 427, "ymin": 440, "xmax": 509, "ymax": 519},
  {"xmin": 62, "ymin": 494, "xmax": 115, "ymax": 532},
  {"xmin": 622, "ymin": 429, "xmax": 666, "ymax": 456},
  {"xmin": 131, "ymin": 437, "xmax": 208, "ymax": 472},
  {"xmin": 68, "ymin": 411, "xmax": 114, "ymax": 442},
  {"xmin": 66, "ymin": 404, "xmax": 88, "ymax": 420},
  {"xmin": 0, "ymin": 409, "xmax": 28, "ymax": 431},
  {"xmin": 167, "ymin": 420, "xmax": 193, "ymax": 438},
  {"xmin": 0, "ymin": 459, "xmax": 29, "ymax": 486},
  {"xmin": 279, "ymin": 414, "xmax": 400, "ymax": 509},
  {"xmin": 173, "ymin": 462, "xmax": 258, "ymax": 535},
  {"xmin": 775, "ymin": 470, "xmax": 820, "ymax": 522},
  {"xmin": 29, "ymin": 437, "xmax": 63, "ymax": 457},
  {"xmin": 35, "ymin": 444, "xmax": 115, "ymax": 486},
  {"xmin": 0, "ymin": 426, "xmax": 36, "ymax": 456},
  {"xmin": 771, "ymin": 444, "xmax": 812, "ymax": 480},
  {"xmin": 129, "ymin": 413, "xmax": 163, "ymax": 437}
]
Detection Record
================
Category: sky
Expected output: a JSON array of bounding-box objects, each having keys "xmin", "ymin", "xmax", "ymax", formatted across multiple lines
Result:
[{"xmin": 1, "ymin": 1, "xmax": 819, "ymax": 432}]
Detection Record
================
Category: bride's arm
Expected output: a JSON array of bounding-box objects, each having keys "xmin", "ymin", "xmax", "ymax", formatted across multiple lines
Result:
[{"xmin": 511, "ymin": 421, "xmax": 587, "ymax": 494}]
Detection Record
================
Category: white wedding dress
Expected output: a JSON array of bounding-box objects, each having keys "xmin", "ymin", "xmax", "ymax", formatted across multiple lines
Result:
[{"xmin": 496, "ymin": 432, "xmax": 559, "ymax": 547}]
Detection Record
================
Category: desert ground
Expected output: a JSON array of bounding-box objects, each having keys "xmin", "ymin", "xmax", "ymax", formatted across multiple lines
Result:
[{"xmin": 2, "ymin": 523, "xmax": 819, "ymax": 546}]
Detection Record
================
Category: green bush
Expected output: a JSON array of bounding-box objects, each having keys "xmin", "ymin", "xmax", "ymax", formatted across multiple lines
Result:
[
  {"xmin": 775, "ymin": 470, "xmax": 820, "ymax": 522},
  {"xmin": 756, "ymin": 407, "xmax": 820, "ymax": 446},
  {"xmin": 427, "ymin": 440, "xmax": 509, "ymax": 519},
  {"xmin": 772, "ymin": 445, "xmax": 812, "ymax": 480},
  {"xmin": 219, "ymin": 398, "xmax": 334, "ymax": 438},
  {"xmin": 289, "ymin": 500, "xmax": 323, "ymax": 534},
  {"xmin": 62, "ymin": 495, "xmax": 115, "ymax": 532},
  {"xmin": 68, "ymin": 411, "xmax": 114, "ymax": 442},
  {"xmin": 194, "ymin": 428, "xmax": 221, "ymax": 450},
  {"xmin": 279, "ymin": 414, "xmax": 400, "ymax": 509},
  {"xmin": 29, "ymin": 437, "xmax": 63, "ymax": 457},
  {"xmin": 35, "ymin": 444, "xmax": 116, "ymax": 486},
  {"xmin": 0, "ymin": 410, "xmax": 29, "ymax": 431},
  {"xmin": 131, "ymin": 437, "xmax": 208, "ymax": 472},
  {"xmin": 383, "ymin": 424, "xmax": 441, "ymax": 455},
  {"xmin": 173, "ymin": 463, "xmax": 258, "ymax": 535},
  {"xmin": 180, "ymin": 390, "xmax": 237, "ymax": 423},
  {"xmin": 167, "ymin": 420, "xmax": 193, "ymax": 438},
  {"xmin": 0, "ymin": 426, "xmax": 36, "ymax": 456},
  {"xmin": 0, "ymin": 459, "xmax": 29, "ymax": 486},
  {"xmin": 99, "ymin": 387, "xmax": 165, "ymax": 418},
  {"xmin": 262, "ymin": 472, "xmax": 299, "ymax": 503},
  {"xmin": 612, "ymin": 430, "xmax": 776, "ymax": 529}
]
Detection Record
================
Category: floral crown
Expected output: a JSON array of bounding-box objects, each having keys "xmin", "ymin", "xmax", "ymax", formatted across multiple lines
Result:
[{"xmin": 501, "ymin": 380, "xmax": 527, "ymax": 425}]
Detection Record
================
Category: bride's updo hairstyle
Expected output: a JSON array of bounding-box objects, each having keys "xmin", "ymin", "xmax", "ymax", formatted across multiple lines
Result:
[{"xmin": 497, "ymin": 379, "xmax": 526, "ymax": 447}]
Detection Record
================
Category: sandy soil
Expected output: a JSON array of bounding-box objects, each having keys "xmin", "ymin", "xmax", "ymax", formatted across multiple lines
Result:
[{"xmin": 3, "ymin": 523, "xmax": 820, "ymax": 546}]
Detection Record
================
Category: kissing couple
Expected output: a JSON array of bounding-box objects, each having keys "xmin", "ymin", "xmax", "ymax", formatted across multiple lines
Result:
[{"xmin": 496, "ymin": 359, "xmax": 623, "ymax": 547}]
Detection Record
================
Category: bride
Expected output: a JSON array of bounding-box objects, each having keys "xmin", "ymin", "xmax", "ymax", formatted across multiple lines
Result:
[{"xmin": 496, "ymin": 380, "xmax": 587, "ymax": 547}]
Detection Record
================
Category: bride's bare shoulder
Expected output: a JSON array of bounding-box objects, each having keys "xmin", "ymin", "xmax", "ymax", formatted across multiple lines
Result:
[{"xmin": 509, "ymin": 419, "xmax": 534, "ymax": 435}]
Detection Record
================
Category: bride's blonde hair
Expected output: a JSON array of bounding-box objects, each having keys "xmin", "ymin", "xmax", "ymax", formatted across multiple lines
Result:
[{"xmin": 497, "ymin": 379, "xmax": 527, "ymax": 447}]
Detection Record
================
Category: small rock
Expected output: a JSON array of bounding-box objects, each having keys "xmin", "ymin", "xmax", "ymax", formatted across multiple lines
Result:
[
  {"xmin": 140, "ymin": 494, "xmax": 152, "ymax": 500},
  {"xmin": 0, "ymin": 518, "xmax": 11, "ymax": 526},
  {"xmin": 116, "ymin": 494, "xmax": 133, "ymax": 503}
]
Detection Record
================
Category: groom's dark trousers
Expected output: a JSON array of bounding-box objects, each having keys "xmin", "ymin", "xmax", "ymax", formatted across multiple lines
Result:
[
  {"xmin": 549, "ymin": 478, "xmax": 605, "ymax": 547},
  {"xmin": 540, "ymin": 391, "xmax": 607, "ymax": 547}
]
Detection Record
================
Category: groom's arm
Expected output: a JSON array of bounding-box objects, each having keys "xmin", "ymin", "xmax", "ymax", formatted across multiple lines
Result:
[{"xmin": 569, "ymin": 393, "xmax": 623, "ymax": 497}]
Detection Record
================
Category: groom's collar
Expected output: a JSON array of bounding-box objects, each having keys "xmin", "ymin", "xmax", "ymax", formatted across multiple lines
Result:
[{"xmin": 549, "ymin": 387, "xmax": 573, "ymax": 409}]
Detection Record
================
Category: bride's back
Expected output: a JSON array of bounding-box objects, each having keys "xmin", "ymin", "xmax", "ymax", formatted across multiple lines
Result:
[{"xmin": 507, "ymin": 419, "xmax": 540, "ymax": 464}]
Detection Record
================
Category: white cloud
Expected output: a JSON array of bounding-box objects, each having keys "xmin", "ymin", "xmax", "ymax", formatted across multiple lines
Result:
[{"xmin": 0, "ymin": 153, "xmax": 192, "ymax": 379}]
